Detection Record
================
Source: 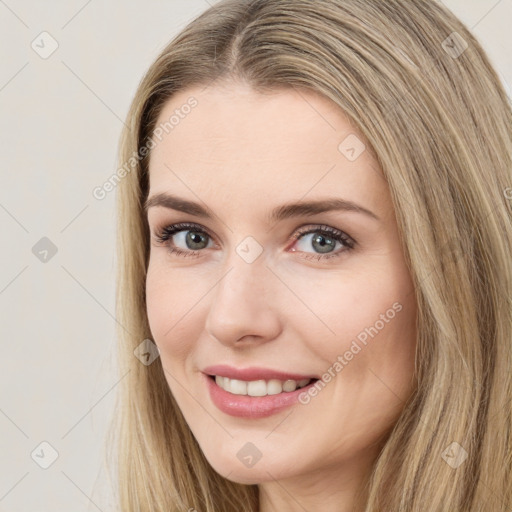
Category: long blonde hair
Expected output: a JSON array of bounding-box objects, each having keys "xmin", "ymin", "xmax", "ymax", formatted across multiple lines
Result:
[{"xmin": 108, "ymin": 1, "xmax": 512, "ymax": 510}]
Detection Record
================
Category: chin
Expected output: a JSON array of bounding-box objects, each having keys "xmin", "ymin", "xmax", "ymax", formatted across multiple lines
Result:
[{"xmin": 202, "ymin": 446, "xmax": 292, "ymax": 484}]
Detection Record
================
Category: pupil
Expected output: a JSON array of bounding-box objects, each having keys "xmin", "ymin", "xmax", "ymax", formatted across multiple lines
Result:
[
  {"xmin": 187, "ymin": 232, "xmax": 207, "ymax": 249},
  {"xmin": 312, "ymin": 234, "xmax": 335, "ymax": 253}
]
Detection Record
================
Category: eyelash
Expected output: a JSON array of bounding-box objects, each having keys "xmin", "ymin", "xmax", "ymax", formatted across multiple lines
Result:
[{"xmin": 152, "ymin": 222, "xmax": 356, "ymax": 261}]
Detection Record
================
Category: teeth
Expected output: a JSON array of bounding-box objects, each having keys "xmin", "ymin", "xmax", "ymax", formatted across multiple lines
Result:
[
  {"xmin": 214, "ymin": 376, "xmax": 312, "ymax": 396},
  {"xmin": 247, "ymin": 380, "xmax": 267, "ymax": 396},
  {"xmin": 267, "ymin": 379, "xmax": 283, "ymax": 395},
  {"xmin": 230, "ymin": 378, "xmax": 247, "ymax": 395},
  {"xmin": 283, "ymin": 379, "xmax": 297, "ymax": 392}
]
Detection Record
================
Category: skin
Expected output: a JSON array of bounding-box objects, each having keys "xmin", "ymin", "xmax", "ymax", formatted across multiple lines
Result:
[{"xmin": 145, "ymin": 81, "xmax": 418, "ymax": 512}]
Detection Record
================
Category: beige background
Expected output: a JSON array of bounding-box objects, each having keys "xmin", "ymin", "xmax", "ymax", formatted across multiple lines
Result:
[{"xmin": 0, "ymin": 1, "xmax": 510, "ymax": 510}]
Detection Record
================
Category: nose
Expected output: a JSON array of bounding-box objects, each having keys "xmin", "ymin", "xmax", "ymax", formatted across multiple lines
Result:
[{"xmin": 204, "ymin": 256, "xmax": 282, "ymax": 347}]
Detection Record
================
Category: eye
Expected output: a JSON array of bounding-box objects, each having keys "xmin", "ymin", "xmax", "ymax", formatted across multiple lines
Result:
[
  {"xmin": 289, "ymin": 225, "xmax": 356, "ymax": 260},
  {"xmin": 152, "ymin": 222, "xmax": 214, "ymax": 257}
]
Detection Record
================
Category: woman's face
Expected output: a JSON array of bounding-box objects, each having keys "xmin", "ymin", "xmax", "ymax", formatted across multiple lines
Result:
[{"xmin": 145, "ymin": 81, "xmax": 417, "ymax": 489}]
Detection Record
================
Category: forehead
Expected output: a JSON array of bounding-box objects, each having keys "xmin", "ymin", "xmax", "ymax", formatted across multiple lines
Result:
[{"xmin": 147, "ymin": 82, "xmax": 388, "ymax": 217}]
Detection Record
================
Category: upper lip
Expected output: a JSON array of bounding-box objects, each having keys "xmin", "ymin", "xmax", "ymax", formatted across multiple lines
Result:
[{"xmin": 202, "ymin": 364, "xmax": 319, "ymax": 382}]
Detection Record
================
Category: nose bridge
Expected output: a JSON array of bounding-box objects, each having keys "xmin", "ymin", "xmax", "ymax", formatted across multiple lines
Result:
[
  {"xmin": 216, "ymin": 233, "xmax": 271, "ymax": 302},
  {"xmin": 213, "ymin": 248, "xmax": 270, "ymax": 314},
  {"xmin": 204, "ymin": 246, "xmax": 281, "ymax": 345}
]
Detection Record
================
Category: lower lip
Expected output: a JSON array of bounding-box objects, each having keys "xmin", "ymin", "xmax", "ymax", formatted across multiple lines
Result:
[{"xmin": 204, "ymin": 373, "xmax": 318, "ymax": 418}]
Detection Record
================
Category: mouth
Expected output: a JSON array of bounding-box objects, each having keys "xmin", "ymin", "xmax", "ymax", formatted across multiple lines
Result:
[
  {"xmin": 203, "ymin": 372, "xmax": 320, "ymax": 418},
  {"xmin": 207, "ymin": 374, "xmax": 317, "ymax": 396}
]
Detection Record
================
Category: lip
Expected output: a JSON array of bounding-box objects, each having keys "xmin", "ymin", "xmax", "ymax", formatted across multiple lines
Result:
[
  {"xmin": 202, "ymin": 364, "xmax": 318, "ymax": 381},
  {"xmin": 202, "ymin": 366, "xmax": 319, "ymax": 418}
]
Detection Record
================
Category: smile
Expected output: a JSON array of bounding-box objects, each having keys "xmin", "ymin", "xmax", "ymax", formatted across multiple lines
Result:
[{"xmin": 203, "ymin": 369, "xmax": 320, "ymax": 418}]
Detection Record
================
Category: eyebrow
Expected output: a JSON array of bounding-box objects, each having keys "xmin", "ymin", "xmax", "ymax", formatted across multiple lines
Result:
[{"xmin": 144, "ymin": 193, "xmax": 379, "ymax": 223}]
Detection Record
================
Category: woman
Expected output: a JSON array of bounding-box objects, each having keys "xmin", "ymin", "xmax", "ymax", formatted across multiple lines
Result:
[{"xmin": 109, "ymin": 0, "xmax": 512, "ymax": 510}]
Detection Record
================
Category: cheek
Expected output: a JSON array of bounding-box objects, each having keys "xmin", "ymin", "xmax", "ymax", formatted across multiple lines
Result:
[
  {"xmin": 145, "ymin": 264, "xmax": 203, "ymax": 363},
  {"xmin": 290, "ymin": 267, "xmax": 417, "ymax": 385},
  {"xmin": 288, "ymin": 269, "xmax": 411, "ymax": 342}
]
